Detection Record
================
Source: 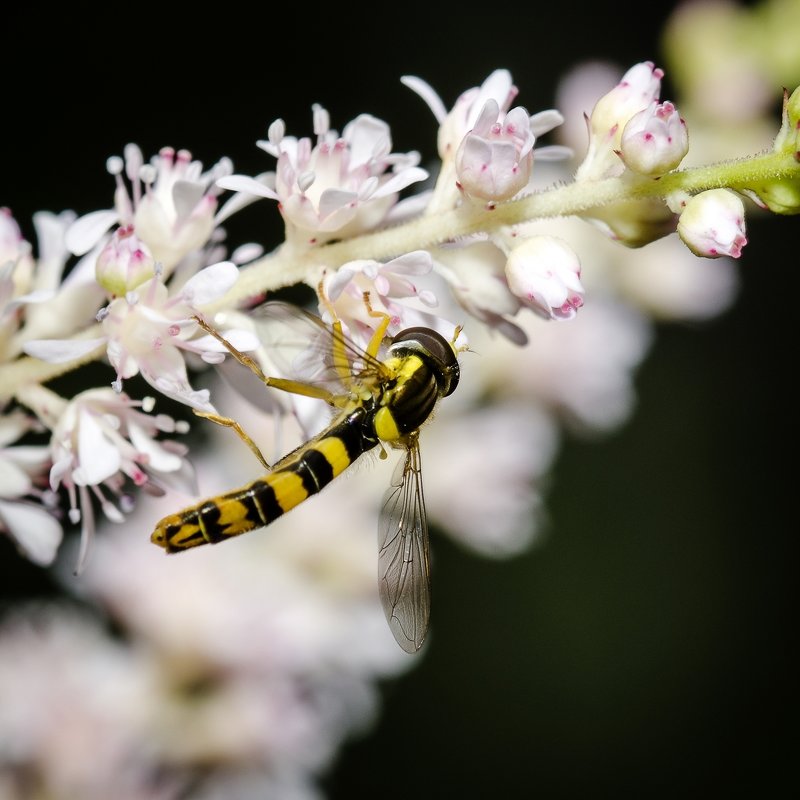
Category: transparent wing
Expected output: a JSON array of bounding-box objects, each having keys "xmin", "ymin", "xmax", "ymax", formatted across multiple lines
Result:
[
  {"xmin": 377, "ymin": 438, "xmax": 431, "ymax": 653},
  {"xmin": 249, "ymin": 301, "xmax": 391, "ymax": 393}
]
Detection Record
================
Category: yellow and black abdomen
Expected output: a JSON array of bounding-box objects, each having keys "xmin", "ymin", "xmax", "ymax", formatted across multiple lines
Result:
[{"xmin": 151, "ymin": 405, "xmax": 378, "ymax": 553}]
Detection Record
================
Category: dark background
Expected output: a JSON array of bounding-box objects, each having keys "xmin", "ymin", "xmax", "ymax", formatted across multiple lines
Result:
[{"xmin": 2, "ymin": 2, "xmax": 795, "ymax": 797}]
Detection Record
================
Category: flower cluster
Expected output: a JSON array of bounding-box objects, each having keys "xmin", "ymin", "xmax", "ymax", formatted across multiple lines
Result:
[{"xmin": 0, "ymin": 22, "xmax": 798, "ymax": 796}]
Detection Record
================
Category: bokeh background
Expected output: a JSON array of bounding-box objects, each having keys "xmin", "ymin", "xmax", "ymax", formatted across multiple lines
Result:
[{"xmin": 2, "ymin": 1, "xmax": 796, "ymax": 797}]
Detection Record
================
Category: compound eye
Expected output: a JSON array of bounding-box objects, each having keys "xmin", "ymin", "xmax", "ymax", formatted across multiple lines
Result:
[{"xmin": 392, "ymin": 327, "xmax": 460, "ymax": 396}]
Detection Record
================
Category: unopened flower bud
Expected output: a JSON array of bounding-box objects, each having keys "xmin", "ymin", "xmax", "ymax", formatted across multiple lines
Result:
[
  {"xmin": 620, "ymin": 101, "xmax": 689, "ymax": 175},
  {"xmin": 577, "ymin": 62, "xmax": 664, "ymax": 180},
  {"xmin": 677, "ymin": 189, "xmax": 747, "ymax": 258},
  {"xmin": 591, "ymin": 61, "xmax": 663, "ymax": 136},
  {"xmin": 505, "ymin": 236, "xmax": 584, "ymax": 321},
  {"xmin": 95, "ymin": 225, "xmax": 156, "ymax": 295},
  {"xmin": 455, "ymin": 102, "xmax": 534, "ymax": 201}
]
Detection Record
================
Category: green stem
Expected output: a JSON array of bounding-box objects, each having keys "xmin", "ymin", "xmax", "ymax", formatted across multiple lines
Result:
[
  {"xmin": 1, "ymin": 149, "xmax": 796, "ymax": 402},
  {"xmin": 206, "ymin": 149, "xmax": 797, "ymax": 311}
]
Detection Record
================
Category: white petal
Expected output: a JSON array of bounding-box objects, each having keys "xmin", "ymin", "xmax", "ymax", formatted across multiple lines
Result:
[
  {"xmin": 127, "ymin": 420, "xmax": 182, "ymax": 473},
  {"xmin": 230, "ymin": 243, "xmax": 264, "ymax": 264},
  {"xmin": 0, "ymin": 498, "xmax": 63, "ymax": 565},
  {"xmin": 150, "ymin": 374, "xmax": 216, "ymax": 413},
  {"xmin": 4, "ymin": 445, "xmax": 51, "ymax": 472},
  {"xmin": 180, "ymin": 261, "xmax": 239, "ymax": 306},
  {"xmin": 65, "ymin": 209, "xmax": 119, "ymax": 255},
  {"xmin": 0, "ymin": 458, "xmax": 33, "ymax": 498},
  {"xmin": 385, "ymin": 251, "xmax": 433, "ymax": 276},
  {"xmin": 194, "ymin": 328, "xmax": 259, "ymax": 353},
  {"xmin": 401, "ymin": 75, "xmax": 448, "ymax": 123},
  {"xmin": 530, "ymin": 109, "xmax": 565, "ymax": 136},
  {"xmin": 32, "ymin": 210, "xmax": 74, "ymax": 266},
  {"xmin": 10, "ymin": 289, "xmax": 55, "ymax": 307},
  {"xmin": 23, "ymin": 337, "xmax": 107, "ymax": 363},
  {"xmin": 215, "ymin": 173, "xmax": 277, "ymax": 224},
  {"xmin": 0, "ymin": 412, "xmax": 29, "ymax": 447},
  {"xmin": 318, "ymin": 189, "xmax": 358, "ymax": 219},
  {"xmin": 77, "ymin": 407, "xmax": 121, "ymax": 485},
  {"xmin": 172, "ymin": 179, "xmax": 206, "ymax": 221},
  {"xmin": 371, "ymin": 167, "xmax": 428, "ymax": 199},
  {"xmin": 533, "ymin": 145, "xmax": 574, "ymax": 161},
  {"xmin": 216, "ymin": 174, "xmax": 279, "ymax": 200}
]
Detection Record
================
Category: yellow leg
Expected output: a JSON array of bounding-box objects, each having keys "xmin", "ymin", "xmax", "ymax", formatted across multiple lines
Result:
[
  {"xmin": 194, "ymin": 410, "xmax": 271, "ymax": 470},
  {"xmin": 316, "ymin": 283, "xmax": 354, "ymax": 388},
  {"xmin": 362, "ymin": 292, "xmax": 391, "ymax": 360},
  {"xmin": 193, "ymin": 315, "xmax": 338, "ymax": 405}
]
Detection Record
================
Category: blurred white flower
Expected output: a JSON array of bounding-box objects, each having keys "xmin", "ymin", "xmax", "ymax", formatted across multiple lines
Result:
[
  {"xmin": 0, "ymin": 606, "xmax": 168, "ymax": 800},
  {"xmin": 477, "ymin": 299, "xmax": 653, "ymax": 434},
  {"xmin": 0, "ymin": 409, "xmax": 62, "ymax": 565},
  {"xmin": 0, "ymin": 210, "xmax": 105, "ymax": 360},
  {"xmin": 424, "ymin": 402, "xmax": 559, "ymax": 557}
]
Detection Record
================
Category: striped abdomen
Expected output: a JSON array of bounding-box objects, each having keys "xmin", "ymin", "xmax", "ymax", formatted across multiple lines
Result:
[{"xmin": 151, "ymin": 406, "xmax": 377, "ymax": 552}]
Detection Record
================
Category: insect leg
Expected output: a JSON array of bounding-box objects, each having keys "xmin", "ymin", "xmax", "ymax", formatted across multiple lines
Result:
[
  {"xmin": 193, "ymin": 410, "xmax": 272, "ymax": 470},
  {"xmin": 316, "ymin": 283, "xmax": 355, "ymax": 389},
  {"xmin": 361, "ymin": 292, "xmax": 391, "ymax": 361},
  {"xmin": 193, "ymin": 315, "xmax": 339, "ymax": 405}
]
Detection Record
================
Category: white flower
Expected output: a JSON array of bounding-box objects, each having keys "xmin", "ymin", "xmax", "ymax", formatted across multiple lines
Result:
[
  {"xmin": 0, "ymin": 606, "xmax": 166, "ymax": 800},
  {"xmin": 505, "ymin": 236, "xmax": 585, "ymax": 321},
  {"xmin": 218, "ymin": 107, "xmax": 428, "ymax": 247},
  {"xmin": 677, "ymin": 189, "xmax": 747, "ymax": 258},
  {"xmin": 423, "ymin": 402, "xmax": 559, "ymax": 557},
  {"xmin": 48, "ymin": 387, "xmax": 192, "ymax": 571},
  {"xmin": 0, "ymin": 410, "xmax": 62, "ymax": 565},
  {"xmin": 0, "ymin": 207, "xmax": 35, "ymax": 293},
  {"xmin": 620, "ymin": 100, "xmax": 689, "ymax": 175},
  {"xmin": 404, "ymin": 70, "xmax": 568, "ymax": 207},
  {"xmin": 24, "ymin": 261, "xmax": 258, "ymax": 412},
  {"xmin": 405, "ymin": 69, "xmax": 521, "ymax": 160},
  {"xmin": 321, "ymin": 251, "xmax": 442, "ymax": 346},
  {"xmin": 65, "ymin": 144, "xmax": 236, "ymax": 273},
  {"xmin": 455, "ymin": 102, "xmax": 535, "ymax": 201},
  {"xmin": 480, "ymin": 299, "xmax": 653, "ymax": 434},
  {"xmin": 434, "ymin": 242, "xmax": 527, "ymax": 344},
  {"xmin": 0, "ymin": 210, "xmax": 108, "ymax": 362}
]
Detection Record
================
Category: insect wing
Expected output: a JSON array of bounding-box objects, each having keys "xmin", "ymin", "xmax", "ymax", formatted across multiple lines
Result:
[
  {"xmin": 378, "ymin": 440, "xmax": 431, "ymax": 653},
  {"xmin": 249, "ymin": 301, "xmax": 390, "ymax": 392}
]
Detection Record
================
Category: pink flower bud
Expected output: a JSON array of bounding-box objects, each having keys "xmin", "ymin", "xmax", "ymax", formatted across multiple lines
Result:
[
  {"xmin": 677, "ymin": 189, "xmax": 747, "ymax": 258},
  {"xmin": 620, "ymin": 101, "xmax": 689, "ymax": 175},
  {"xmin": 95, "ymin": 225, "xmax": 156, "ymax": 295},
  {"xmin": 577, "ymin": 61, "xmax": 665, "ymax": 180},
  {"xmin": 505, "ymin": 236, "xmax": 585, "ymax": 321},
  {"xmin": 591, "ymin": 61, "xmax": 664, "ymax": 136},
  {"xmin": 455, "ymin": 102, "xmax": 535, "ymax": 201}
]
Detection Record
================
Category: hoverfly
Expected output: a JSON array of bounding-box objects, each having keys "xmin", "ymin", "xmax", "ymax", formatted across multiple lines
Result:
[{"xmin": 150, "ymin": 300, "xmax": 462, "ymax": 653}]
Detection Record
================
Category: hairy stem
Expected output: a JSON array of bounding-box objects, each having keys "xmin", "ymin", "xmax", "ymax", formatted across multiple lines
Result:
[{"xmin": 1, "ymin": 150, "xmax": 796, "ymax": 402}]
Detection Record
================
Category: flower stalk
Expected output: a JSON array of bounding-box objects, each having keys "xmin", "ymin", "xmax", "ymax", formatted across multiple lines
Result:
[{"xmin": 1, "ymin": 146, "xmax": 797, "ymax": 405}]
